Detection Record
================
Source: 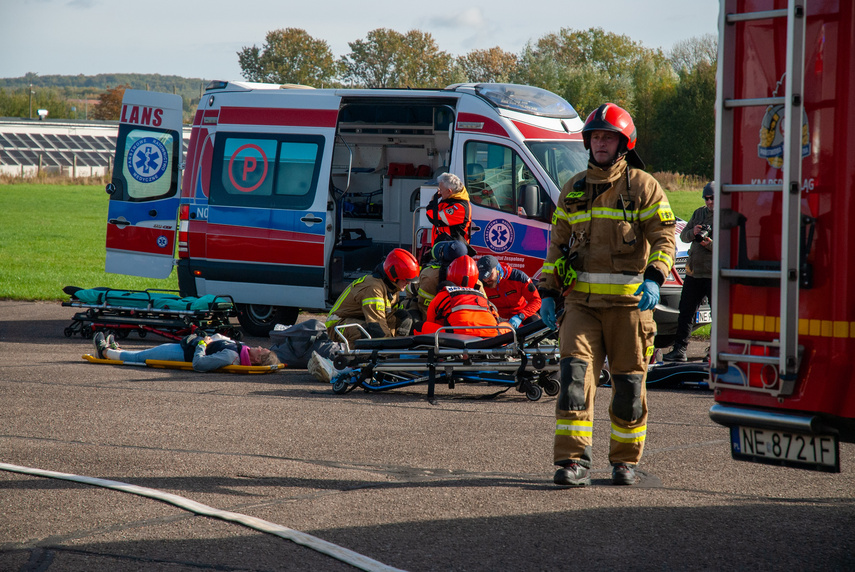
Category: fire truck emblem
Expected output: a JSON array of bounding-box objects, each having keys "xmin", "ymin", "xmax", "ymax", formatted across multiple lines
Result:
[
  {"xmin": 758, "ymin": 74, "xmax": 811, "ymax": 169},
  {"xmin": 127, "ymin": 137, "xmax": 169, "ymax": 183},
  {"xmin": 484, "ymin": 219, "xmax": 515, "ymax": 253}
]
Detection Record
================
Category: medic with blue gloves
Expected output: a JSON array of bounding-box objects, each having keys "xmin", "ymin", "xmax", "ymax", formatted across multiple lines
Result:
[
  {"xmin": 476, "ymin": 255, "xmax": 541, "ymax": 329},
  {"xmin": 537, "ymin": 103, "xmax": 676, "ymax": 488}
]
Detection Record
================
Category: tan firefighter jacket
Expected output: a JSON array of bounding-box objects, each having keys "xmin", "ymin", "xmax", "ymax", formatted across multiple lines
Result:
[
  {"xmin": 326, "ymin": 273, "xmax": 398, "ymax": 336},
  {"xmin": 538, "ymin": 158, "xmax": 676, "ymax": 307}
]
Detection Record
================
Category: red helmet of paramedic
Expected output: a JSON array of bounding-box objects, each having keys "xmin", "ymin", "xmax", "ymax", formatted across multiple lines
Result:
[
  {"xmin": 447, "ymin": 255, "xmax": 479, "ymax": 288},
  {"xmin": 383, "ymin": 248, "xmax": 419, "ymax": 282},
  {"xmin": 582, "ymin": 103, "xmax": 644, "ymax": 168}
]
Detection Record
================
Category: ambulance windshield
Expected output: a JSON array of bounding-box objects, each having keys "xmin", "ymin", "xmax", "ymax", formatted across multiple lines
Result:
[
  {"xmin": 526, "ymin": 140, "xmax": 589, "ymax": 190},
  {"xmin": 474, "ymin": 84, "xmax": 578, "ymax": 119}
]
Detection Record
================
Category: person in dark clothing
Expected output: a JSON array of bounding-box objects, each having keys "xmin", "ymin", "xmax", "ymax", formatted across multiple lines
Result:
[{"xmin": 663, "ymin": 181, "xmax": 715, "ymax": 362}]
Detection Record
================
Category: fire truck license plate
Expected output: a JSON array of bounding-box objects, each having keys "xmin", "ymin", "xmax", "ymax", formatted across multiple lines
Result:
[
  {"xmin": 730, "ymin": 426, "xmax": 839, "ymax": 472},
  {"xmin": 695, "ymin": 310, "xmax": 711, "ymax": 324}
]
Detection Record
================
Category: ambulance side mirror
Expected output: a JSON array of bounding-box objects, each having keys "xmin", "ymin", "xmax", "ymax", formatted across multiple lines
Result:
[{"xmin": 521, "ymin": 184, "xmax": 542, "ymax": 219}]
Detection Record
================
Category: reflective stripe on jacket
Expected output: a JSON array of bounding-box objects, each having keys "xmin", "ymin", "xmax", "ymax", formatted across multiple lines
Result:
[
  {"xmin": 325, "ymin": 273, "xmax": 397, "ymax": 336},
  {"xmin": 538, "ymin": 158, "xmax": 676, "ymax": 307},
  {"xmin": 426, "ymin": 286, "xmax": 511, "ymax": 337}
]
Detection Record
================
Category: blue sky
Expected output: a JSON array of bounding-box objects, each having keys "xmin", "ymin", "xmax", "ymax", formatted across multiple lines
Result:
[{"xmin": 0, "ymin": 0, "xmax": 719, "ymax": 81}]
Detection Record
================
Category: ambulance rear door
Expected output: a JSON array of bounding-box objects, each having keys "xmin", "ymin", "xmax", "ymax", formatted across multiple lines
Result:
[{"xmin": 105, "ymin": 90, "xmax": 184, "ymax": 278}]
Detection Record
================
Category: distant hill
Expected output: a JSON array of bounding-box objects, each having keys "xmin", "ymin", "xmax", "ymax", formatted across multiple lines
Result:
[{"xmin": 0, "ymin": 73, "xmax": 210, "ymax": 117}]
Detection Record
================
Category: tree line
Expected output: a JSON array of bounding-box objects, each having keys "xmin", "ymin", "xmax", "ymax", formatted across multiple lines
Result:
[
  {"xmin": 239, "ymin": 27, "xmax": 716, "ymax": 178},
  {"xmin": 0, "ymin": 73, "xmax": 207, "ymax": 122},
  {"xmin": 0, "ymin": 27, "xmax": 717, "ymax": 178}
]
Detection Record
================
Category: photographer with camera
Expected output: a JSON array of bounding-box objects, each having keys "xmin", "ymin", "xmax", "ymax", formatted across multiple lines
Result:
[{"xmin": 664, "ymin": 182, "xmax": 715, "ymax": 362}]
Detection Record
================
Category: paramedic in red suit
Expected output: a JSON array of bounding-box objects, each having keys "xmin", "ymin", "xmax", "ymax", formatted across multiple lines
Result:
[
  {"xmin": 426, "ymin": 172, "xmax": 472, "ymax": 244},
  {"xmin": 418, "ymin": 256, "xmax": 512, "ymax": 337},
  {"xmin": 476, "ymin": 255, "xmax": 541, "ymax": 329}
]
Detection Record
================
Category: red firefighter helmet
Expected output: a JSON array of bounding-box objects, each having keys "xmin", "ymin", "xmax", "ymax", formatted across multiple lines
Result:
[
  {"xmin": 383, "ymin": 248, "xmax": 419, "ymax": 282},
  {"xmin": 447, "ymin": 255, "xmax": 479, "ymax": 288},
  {"xmin": 582, "ymin": 103, "xmax": 644, "ymax": 168}
]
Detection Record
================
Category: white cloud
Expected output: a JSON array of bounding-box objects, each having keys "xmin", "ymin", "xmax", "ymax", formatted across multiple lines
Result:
[{"xmin": 427, "ymin": 7, "xmax": 486, "ymax": 30}]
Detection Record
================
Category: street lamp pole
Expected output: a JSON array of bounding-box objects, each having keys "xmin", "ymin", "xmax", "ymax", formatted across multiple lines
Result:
[{"xmin": 28, "ymin": 84, "xmax": 33, "ymax": 119}]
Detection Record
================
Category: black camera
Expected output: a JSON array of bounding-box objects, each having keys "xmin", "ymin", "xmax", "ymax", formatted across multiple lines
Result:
[{"xmin": 694, "ymin": 224, "xmax": 712, "ymax": 242}]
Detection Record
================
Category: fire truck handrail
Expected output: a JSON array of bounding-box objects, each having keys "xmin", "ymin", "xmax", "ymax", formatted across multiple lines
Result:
[
  {"xmin": 726, "ymin": 9, "xmax": 788, "ymax": 23},
  {"xmin": 717, "ymin": 352, "xmax": 780, "ymax": 365},
  {"xmin": 724, "ymin": 96, "xmax": 785, "ymax": 108},
  {"xmin": 721, "ymin": 184, "xmax": 782, "ymax": 193},
  {"xmin": 720, "ymin": 269, "xmax": 781, "ymax": 279}
]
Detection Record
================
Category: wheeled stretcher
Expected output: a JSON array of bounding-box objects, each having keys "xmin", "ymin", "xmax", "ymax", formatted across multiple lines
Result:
[
  {"xmin": 61, "ymin": 287, "xmax": 241, "ymax": 342},
  {"xmin": 328, "ymin": 319, "xmax": 563, "ymax": 401}
]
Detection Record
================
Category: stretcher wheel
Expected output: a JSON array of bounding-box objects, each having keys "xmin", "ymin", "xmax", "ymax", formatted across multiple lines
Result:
[
  {"xmin": 116, "ymin": 330, "xmax": 130, "ymax": 339},
  {"xmin": 81, "ymin": 326, "xmax": 93, "ymax": 339},
  {"xmin": 525, "ymin": 383, "xmax": 543, "ymax": 402},
  {"xmin": 138, "ymin": 330, "xmax": 147, "ymax": 338},
  {"xmin": 332, "ymin": 377, "xmax": 349, "ymax": 394},
  {"xmin": 532, "ymin": 353, "xmax": 547, "ymax": 369},
  {"xmin": 64, "ymin": 327, "xmax": 74, "ymax": 337},
  {"xmin": 333, "ymin": 355, "xmax": 349, "ymax": 370},
  {"xmin": 540, "ymin": 374, "xmax": 560, "ymax": 396}
]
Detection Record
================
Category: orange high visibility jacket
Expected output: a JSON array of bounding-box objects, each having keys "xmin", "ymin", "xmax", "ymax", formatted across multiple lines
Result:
[
  {"xmin": 424, "ymin": 286, "xmax": 511, "ymax": 337},
  {"xmin": 426, "ymin": 189, "xmax": 472, "ymax": 244}
]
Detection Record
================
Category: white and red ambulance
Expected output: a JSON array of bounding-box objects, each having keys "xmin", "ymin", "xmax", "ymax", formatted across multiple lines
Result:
[{"xmin": 105, "ymin": 82, "xmax": 698, "ymax": 337}]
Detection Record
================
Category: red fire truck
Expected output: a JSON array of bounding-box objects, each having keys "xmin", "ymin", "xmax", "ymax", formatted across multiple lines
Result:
[{"xmin": 709, "ymin": 0, "xmax": 855, "ymax": 472}]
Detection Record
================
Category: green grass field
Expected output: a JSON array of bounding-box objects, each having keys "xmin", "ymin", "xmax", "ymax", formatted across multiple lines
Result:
[
  {"xmin": 0, "ymin": 184, "xmax": 178, "ymax": 300},
  {"xmin": 0, "ymin": 183, "xmax": 705, "ymax": 301}
]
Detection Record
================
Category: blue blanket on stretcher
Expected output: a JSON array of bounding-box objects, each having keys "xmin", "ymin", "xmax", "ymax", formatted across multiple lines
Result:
[{"xmin": 69, "ymin": 288, "xmax": 229, "ymax": 312}]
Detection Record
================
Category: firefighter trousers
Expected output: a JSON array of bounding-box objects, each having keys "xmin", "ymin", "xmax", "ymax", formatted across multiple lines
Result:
[{"xmin": 554, "ymin": 301, "xmax": 656, "ymax": 468}]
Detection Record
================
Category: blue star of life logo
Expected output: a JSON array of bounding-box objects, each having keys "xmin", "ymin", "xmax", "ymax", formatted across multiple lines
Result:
[
  {"xmin": 127, "ymin": 137, "xmax": 168, "ymax": 184},
  {"xmin": 484, "ymin": 219, "xmax": 515, "ymax": 253},
  {"xmin": 157, "ymin": 235, "xmax": 169, "ymax": 249}
]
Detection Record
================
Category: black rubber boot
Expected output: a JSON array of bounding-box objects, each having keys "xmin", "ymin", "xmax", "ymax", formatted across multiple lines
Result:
[
  {"xmin": 553, "ymin": 461, "xmax": 591, "ymax": 487},
  {"xmin": 612, "ymin": 463, "xmax": 637, "ymax": 485},
  {"xmin": 663, "ymin": 346, "xmax": 687, "ymax": 362}
]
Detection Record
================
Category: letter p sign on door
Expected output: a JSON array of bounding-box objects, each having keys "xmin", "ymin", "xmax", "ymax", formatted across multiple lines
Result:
[{"xmin": 228, "ymin": 143, "xmax": 269, "ymax": 193}]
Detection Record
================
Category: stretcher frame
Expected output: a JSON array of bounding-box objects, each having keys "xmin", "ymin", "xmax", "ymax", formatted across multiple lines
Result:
[
  {"xmin": 328, "ymin": 320, "xmax": 561, "ymax": 402},
  {"xmin": 62, "ymin": 288, "xmax": 241, "ymax": 342}
]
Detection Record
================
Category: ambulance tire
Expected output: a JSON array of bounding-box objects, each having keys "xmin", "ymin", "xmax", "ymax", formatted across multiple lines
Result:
[{"xmin": 237, "ymin": 304, "xmax": 299, "ymax": 337}]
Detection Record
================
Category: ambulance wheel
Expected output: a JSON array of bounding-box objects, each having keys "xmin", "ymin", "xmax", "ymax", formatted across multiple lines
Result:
[
  {"xmin": 332, "ymin": 377, "xmax": 349, "ymax": 394},
  {"xmin": 525, "ymin": 383, "xmax": 543, "ymax": 402},
  {"xmin": 541, "ymin": 374, "xmax": 560, "ymax": 396},
  {"xmin": 237, "ymin": 304, "xmax": 298, "ymax": 337}
]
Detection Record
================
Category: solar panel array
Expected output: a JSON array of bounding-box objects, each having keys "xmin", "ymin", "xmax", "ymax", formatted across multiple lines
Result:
[
  {"xmin": 0, "ymin": 130, "xmax": 118, "ymax": 168},
  {"xmin": 0, "ymin": 121, "xmax": 191, "ymax": 175}
]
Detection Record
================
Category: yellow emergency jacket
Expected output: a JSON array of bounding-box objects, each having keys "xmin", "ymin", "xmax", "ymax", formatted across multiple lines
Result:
[{"xmin": 539, "ymin": 158, "xmax": 676, "ymax": 307}]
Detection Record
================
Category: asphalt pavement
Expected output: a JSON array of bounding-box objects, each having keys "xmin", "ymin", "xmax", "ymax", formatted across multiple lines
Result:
[{"xmin": 1, "ymin": 300, "xmax": 853, "ymax": 571}]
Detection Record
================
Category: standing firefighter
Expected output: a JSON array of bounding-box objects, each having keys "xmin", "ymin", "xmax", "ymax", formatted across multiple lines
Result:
[{"xmin": 538, "ymin": 103, "xmax": 676, "ymax": 487}]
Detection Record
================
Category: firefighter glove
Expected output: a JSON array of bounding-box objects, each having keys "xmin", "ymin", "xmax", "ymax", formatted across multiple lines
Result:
[
  {"xmin": 509, "ymin": 314, "xmax": 523, "ymax": 329},
  {"xmin": 541, "ymin": 297, "xmax": 557, "ymax": 330},
  {"xmin": 634, "ymin": 279, "xmax": 660, "ymax": 311}
]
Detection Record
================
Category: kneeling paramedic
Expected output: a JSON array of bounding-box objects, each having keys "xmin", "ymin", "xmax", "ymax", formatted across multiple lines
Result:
[
  {"xmin": 476, "ymin": 255, "xmax": 541, "ymax": 329},
  {"xmin": 538, "ymin": 103, "xmax": 676, "ymax": 487},
  {"xmin": 326, "ymin": 248, "xmax": 420, "ymax": 345}
]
